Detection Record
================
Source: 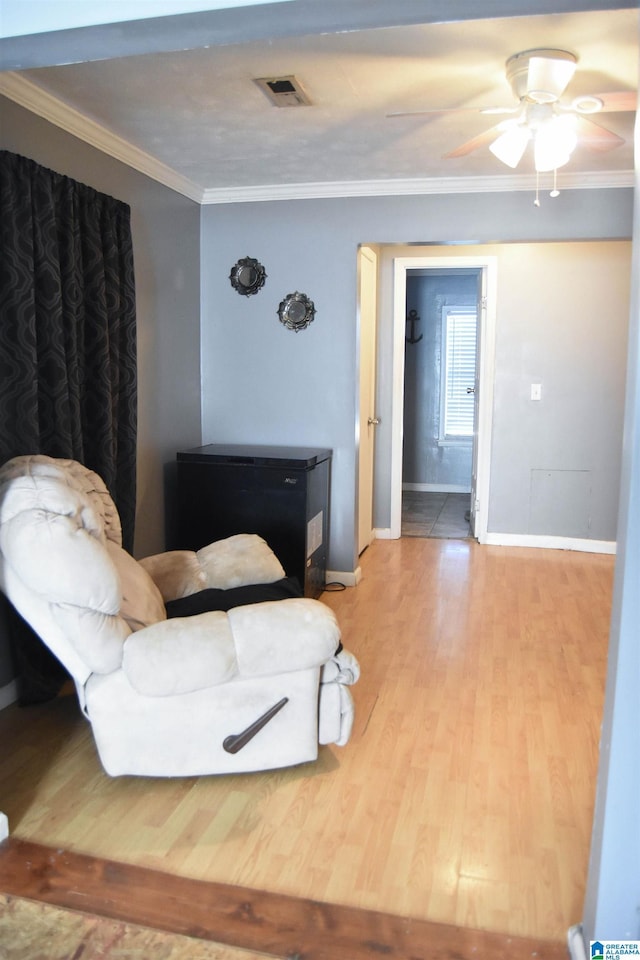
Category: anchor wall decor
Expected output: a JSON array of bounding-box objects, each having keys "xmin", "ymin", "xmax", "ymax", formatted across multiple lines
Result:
[{"xmin": 406, "ymin": 308, "xmax": 423, "ymax": 344}]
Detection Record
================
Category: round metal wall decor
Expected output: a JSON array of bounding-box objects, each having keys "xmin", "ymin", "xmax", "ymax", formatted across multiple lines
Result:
[
  {"xmin": 229, "ymin": 256, "xmax": 267, "ymax": 296},
  {"xmin": 277, "ymin": 291, "xmax": 315, "ymax": 332}
]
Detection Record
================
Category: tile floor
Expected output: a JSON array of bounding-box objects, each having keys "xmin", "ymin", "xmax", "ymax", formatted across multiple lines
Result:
[{"xmin": 401, "ymin": 490, "xmax": 472, "ymax": 539}]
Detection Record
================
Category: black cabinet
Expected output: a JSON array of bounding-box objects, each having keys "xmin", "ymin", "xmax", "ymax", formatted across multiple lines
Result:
[{"xmin": 175, "ymin": 444, "xmax": 331, "ymax": 598}]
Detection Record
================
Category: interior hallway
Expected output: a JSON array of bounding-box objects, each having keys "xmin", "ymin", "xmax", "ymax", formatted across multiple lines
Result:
[{"xmin": 0, "ymin": 537, "xmax": 612, "ymax": 953}]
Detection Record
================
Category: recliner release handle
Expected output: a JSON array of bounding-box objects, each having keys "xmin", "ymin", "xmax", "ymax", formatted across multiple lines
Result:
[{"xmin": 223, "ymin": 697, "xmax": 289, "ymax": 754}]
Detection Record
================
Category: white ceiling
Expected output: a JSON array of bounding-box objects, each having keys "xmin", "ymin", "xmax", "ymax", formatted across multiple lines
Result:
[{"xmin": 1, "ymin": 3, "xmax": 637, "ymax": 202}]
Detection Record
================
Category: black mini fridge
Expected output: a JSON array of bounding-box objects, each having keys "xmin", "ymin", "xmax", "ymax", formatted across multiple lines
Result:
[{"xmin": 175, "ymin": 444, "xmax": 332, "ymax": 598}]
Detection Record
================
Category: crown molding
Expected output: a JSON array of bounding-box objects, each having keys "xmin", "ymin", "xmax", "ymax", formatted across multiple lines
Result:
[
  {"xmin": 200, "ymin": 169, "xmax": 634, "ymax": 204},
  {"xmin": 2, "ymin": 71, "xmax": 634, "ymax": 206}
]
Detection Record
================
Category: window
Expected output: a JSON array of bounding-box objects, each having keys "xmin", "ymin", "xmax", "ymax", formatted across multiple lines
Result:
[{"xmin": 440, "ymin": 305, "xmax": 477, "ymax": 440}]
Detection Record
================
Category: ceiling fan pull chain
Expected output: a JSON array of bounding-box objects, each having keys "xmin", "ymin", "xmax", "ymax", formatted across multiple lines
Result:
[
  {"xmin": 534, "ymin": 169, "xmax": 540, "ymax": 207},
  {"xmin": 550, "ymin": 168, "xmax": 560, "ymax": 198}
]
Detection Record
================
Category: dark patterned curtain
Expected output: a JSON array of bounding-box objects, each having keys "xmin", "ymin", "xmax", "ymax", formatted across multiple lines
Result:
[
  {"xmin": 0, "ymin": 150, "xmax": 137, "ymax": 549},
  {"xmin": 0, "ymin": 151, "xmax": 137, "ymax": 704}
]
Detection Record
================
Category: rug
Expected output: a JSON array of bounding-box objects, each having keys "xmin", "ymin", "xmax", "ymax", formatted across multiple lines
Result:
[{"xmin": 0, "ymin": 894, "xmax": 280, "ymax": 960}]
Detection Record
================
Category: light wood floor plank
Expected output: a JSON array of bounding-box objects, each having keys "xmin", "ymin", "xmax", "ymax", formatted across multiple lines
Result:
[{"xmin": 0, "ymin": 538, "xmax": 613, "ymax": 943}]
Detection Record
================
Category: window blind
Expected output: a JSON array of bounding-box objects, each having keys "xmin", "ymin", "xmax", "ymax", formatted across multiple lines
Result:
[{"xmin": 442, "ymin": 308, "xmax": 477, "ymax": 438}]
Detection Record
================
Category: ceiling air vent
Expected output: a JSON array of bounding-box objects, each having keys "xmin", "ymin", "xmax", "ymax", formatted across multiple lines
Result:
[{"xmin": 254, "ymin": 76, "xmax": 312, "ymax": 107}]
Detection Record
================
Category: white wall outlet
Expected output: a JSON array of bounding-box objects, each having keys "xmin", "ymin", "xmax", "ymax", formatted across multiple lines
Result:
[{"xmin": 531, "ymin": 383, "xmax": 542, "ymax": 401}]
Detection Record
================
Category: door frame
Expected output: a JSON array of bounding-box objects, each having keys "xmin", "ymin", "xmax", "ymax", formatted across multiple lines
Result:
[{"xmin": 390, "ymin": 255, "xmax": 497, "ymax": 542}]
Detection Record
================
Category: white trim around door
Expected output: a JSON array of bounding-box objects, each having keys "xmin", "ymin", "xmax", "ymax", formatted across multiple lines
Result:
[{"xmin": 391, "ymin": 255, "xmax": 497, "ymax": 543}]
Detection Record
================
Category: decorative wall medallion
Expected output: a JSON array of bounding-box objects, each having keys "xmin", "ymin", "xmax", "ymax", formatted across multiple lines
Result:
[
  {"xmin": 229, "ymin": 256, "xmax": 267, "ymax": 296},
  {"xmin": 277, "ymin": 291, "xmax": 316, "ymax": 332}
]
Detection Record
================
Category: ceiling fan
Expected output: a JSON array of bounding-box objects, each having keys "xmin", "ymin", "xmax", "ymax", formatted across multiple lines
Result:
[{"xmin": 388, "ymin": 48, "xmax": 636, "ymax": 173}]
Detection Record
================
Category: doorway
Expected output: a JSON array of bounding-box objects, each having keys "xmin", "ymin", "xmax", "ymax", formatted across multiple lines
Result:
[
  {"xmin": 402, "ymin": 268, "xmax": 480, "ymax": 539},
  {"xmin": 390, "ymin": 255, "xmax": 497, "ymax": 543}
]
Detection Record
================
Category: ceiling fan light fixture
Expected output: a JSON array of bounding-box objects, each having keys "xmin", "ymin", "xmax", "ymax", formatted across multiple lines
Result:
[
  {"xmin": 506, "ymin": 48, "xmax": 577, "ymax": 103},
  {"xmin": 527, "ymin": 88, "xmax": 558, "ymax": 105},
  {"xmin": 534, "ymin": 115, "xmax": 578, "ymax": 172},
  {"xmin": 489, "ymin": 125, "xmax": 531, "ymax": 168}
]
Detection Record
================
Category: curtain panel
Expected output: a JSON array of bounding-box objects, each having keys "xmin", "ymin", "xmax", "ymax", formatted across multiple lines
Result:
[{"xmin": 0, "ymin": 150, "xmax": 137, "ymax": 549}]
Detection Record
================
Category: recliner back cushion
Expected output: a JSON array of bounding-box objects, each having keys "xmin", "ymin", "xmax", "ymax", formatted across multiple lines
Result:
[
  {"xmin": 0, "ymin": 455, "xmax": 148, "ymax": 675},
  {"xmin": 0, "ymin": 505, "xmax": 131, "ymax": 675},
  {"xmin": 0, "ymin": 508, "xmax": 119, "ymax": 612},
  {"xmin": 0, "ymin": 455, "xmax": 122, "ymax": 546}
]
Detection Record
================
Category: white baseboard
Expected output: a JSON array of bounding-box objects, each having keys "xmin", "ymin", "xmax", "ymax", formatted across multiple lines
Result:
[
  {"xmin": 0, "ymin": 680, "xmax": 18, "ymax": 711},
  {"xmin": 568, "ymin": 924, "xmax": 588, "ymax": 960},
  {"xmin": 371, "ymin": 528, "xmax": 615, "ymax": 555},
  {"xmin": 402, "ymin": 483, "xmax": 471, "ymax": 494},
  {"xmin": 325, "ymin": 567, "xmax": 362, "ymax": 588},
  {"xmin": 482, "ymin": 532, "xmax": 616, "ymax": 555},
  {"xmin": 373, "ymin": 528, "xmax": 394, "ymax": 540}
]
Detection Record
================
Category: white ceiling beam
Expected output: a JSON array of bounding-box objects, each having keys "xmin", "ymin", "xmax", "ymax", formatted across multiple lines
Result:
[{"xmin": 1, "ymin": 0, "xmax": 637, "ymax": 71}]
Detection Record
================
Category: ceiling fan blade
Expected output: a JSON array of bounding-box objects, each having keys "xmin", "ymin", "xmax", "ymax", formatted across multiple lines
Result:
[
  {"xmin": 527, "ymin": 54, "xmax": 577, "ymax": 99},
  {"xmin": 575, "ymin": 115, "xmax": 625, "ymax": 152},
  {"xmin": 481, "ymin": 105, "xmax": 521, "ymax": 116},
  {"xmin": 386, "ymin": 107, "xmax": 483, "ymax": 119},
  {"xmin": 444, "ymin": 125, "xmax": 502, "ymax": 159},
  {"xmin": 590, "ymin": 91, "xmax": 637, "ymax": 113},
  {"xmin": 386, "ymin": 104, "xmax": 519, "ymax": 120}
]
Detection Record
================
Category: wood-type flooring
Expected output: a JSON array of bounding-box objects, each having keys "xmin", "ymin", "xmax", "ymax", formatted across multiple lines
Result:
[{"xmin": 0, "ymin": 537, "xmax": 614, "ymax": 957}]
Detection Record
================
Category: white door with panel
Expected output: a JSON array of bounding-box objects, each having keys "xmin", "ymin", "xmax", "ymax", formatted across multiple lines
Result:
[{"xmin": 358, "ymin": 246, "xmax": 379, "ymax": 555}]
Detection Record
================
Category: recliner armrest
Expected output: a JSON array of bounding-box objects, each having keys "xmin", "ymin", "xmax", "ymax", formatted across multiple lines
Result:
[
  {"xmin": 228, "ymin": 598, "xmax": 340, "ymax": 677},
  {"xmin": 140, "ymin": 533, "xmax": 286, "ymax": 602},
  {"xmin": 121, "ymin": 597, "xmax": 341, "ymax": 697},
  {"xmin": 122, "ymin": 611, "xmax": 237, "ymax": 696},
  {"xmin": 138, "ymin": 550, "xmax": 207, "ymax": 602},
  {"xmin": 320, "ymin": 649, "xmax": 360, "ymax": 686}
]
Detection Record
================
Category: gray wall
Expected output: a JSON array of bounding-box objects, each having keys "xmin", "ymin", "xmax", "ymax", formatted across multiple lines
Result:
[
  {"xmin": 201, "ymin": 190, "xmax": 632, "ymax": 573},
  {"xmin": 403, "ymin": 271, "xmax": 477, "ymax": 490},
  {"xmin": 378, "ymin": 238, "xmax": 630, "ymax": 544},
  {"xmin": 488, "ymin": 240, "xmax": 630, "ymax": 540}
]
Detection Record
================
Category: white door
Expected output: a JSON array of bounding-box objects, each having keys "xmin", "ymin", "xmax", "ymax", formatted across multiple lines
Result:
[{"xmin": 358, "ymin": 245, "xmax": 379, "ymax": 555}]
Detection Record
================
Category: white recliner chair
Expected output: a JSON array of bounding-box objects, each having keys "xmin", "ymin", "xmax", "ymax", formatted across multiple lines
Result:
[{"xmin": 0, "ymin": 455, "xmax": 359, "ymax": 777}]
